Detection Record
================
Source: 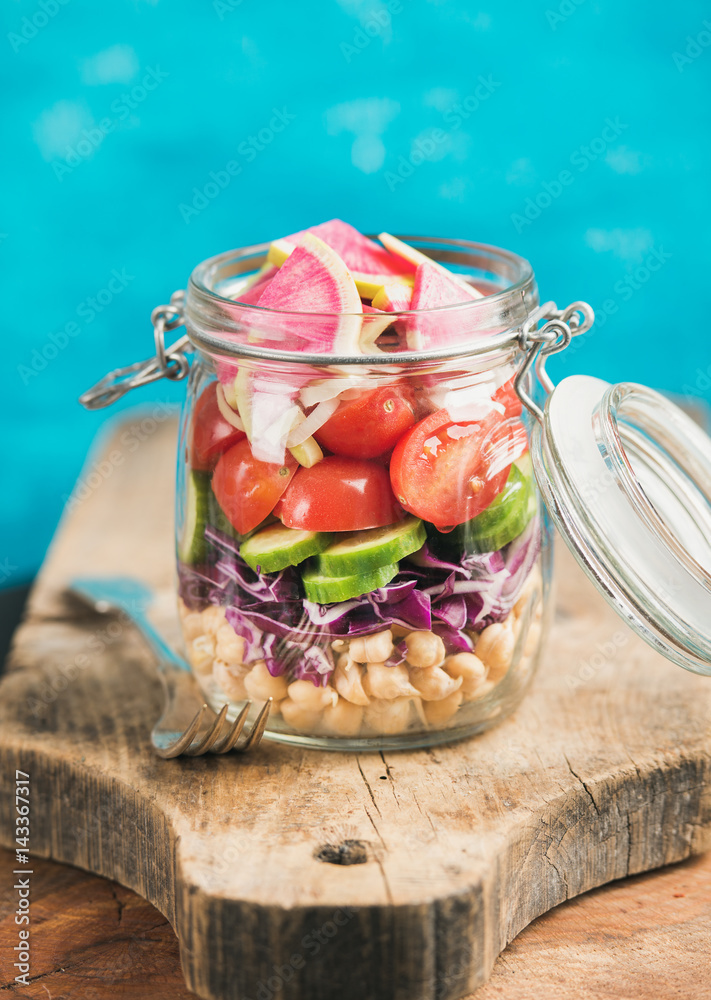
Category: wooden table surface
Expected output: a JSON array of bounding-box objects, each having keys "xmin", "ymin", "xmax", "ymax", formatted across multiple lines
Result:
[
  {"xmin": 2, "ymin": 409, "xmax": 711, "ymax": 999},
  {"xmin": 2, "ymin": 845, "xmax": 710, "ymax": 999}
]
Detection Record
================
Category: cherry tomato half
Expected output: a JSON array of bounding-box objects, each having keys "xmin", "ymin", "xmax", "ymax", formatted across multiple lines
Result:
[
  {"xmin": 190, "ymin": 383, "xmax": 245, "ymax": 472},
  {"xmin": 314, "ymin": 387, "xmax": 416, "ymax": 459},
  {"xmin": 389, "ymin": 409, "xmax": 524, "ymax": 529},
  {"xmin": 212, "ymin": 439, "xmax": 297, "ymax": 535},
  {"xmin": 277, "ymin": 456, "xmax": 404, "ymax": 531}
]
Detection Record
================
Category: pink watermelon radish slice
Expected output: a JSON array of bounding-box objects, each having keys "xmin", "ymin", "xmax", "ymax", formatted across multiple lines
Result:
[
  {"xmin": 268, "ymin": 219, "xmax": 416, "ymax": 299},
  {"xmin": 229, "ymin": 234, "xmax": 363, "ymax": 461},
  {"xmin": 254, "ymin": 233, "xmax": 362, "ymax": 354},
  {"xmin": 232, "ymin": 264, "xmax": 277, "ymax": 304},
  {"xmin": 411, "ymin": 260, "xmax": 480, "ymax": 308},
  {"xmin": 404, "ymin": 261, "xmax": 485, "ymax": 351},
  {"xmin": 378, "ymin": 232, "xmax": 482, "ymax": 298},
  {"xmin": 216, "ymin": 266, "xmax": 276, "ymax": 392}
]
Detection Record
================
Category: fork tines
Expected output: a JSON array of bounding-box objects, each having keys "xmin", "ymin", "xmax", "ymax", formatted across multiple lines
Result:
[{"xmin": 156, "ymin": 699, "xmax": 272, "ymax": 759}]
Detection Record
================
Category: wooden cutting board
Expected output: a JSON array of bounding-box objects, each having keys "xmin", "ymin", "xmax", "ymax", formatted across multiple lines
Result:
[{"xmin": 1, "ymin": 414, "xmax": 710, "ymax": 1000}]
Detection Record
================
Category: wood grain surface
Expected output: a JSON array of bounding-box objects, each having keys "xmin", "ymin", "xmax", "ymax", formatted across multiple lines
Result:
[
  {"xmin": 0, "ymin": 415, "xmax": 710, "ymax": 1000},
  {"xmin": 2, "ymin": 846, "xmax": 710, "ymax": 999}
]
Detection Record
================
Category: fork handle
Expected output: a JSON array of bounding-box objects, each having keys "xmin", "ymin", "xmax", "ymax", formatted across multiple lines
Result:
[{"xmin": 125, "ymin": 609, "xmax": 192, "ymax": 675}]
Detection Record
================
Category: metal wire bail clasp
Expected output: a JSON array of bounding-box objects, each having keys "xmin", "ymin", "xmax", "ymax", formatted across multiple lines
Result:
[
  {"xmin": 514, "ymin": 300, "xmax": 595, "ymax": 423},
  {"xmin": 79, "ymin": 290, "xmax": 190, "ymax": 410}
]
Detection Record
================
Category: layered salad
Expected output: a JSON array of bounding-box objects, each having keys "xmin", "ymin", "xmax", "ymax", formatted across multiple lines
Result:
[{"xmin": 177, "ymin": 221, "xmax": 543, "ymax": 743}]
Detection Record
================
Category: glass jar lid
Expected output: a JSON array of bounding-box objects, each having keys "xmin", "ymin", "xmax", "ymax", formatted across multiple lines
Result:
[{"xmin": 532, "ymin": 374, "xmax": 711, "ymax": 675}]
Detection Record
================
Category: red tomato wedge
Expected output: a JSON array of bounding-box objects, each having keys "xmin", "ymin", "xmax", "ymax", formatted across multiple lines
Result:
[
  {"xmin": 278, "ymin": 457, "xmax": 404, "ymax": 531},
  {"xmin": 492, "ymin": 376, "xmax": 523, "ymax": 419},
  {"xmin": 314, "ymin": 386, "xmax": 416, "ymax": 459},
  {"xmin": 389, "ymin": 409, "xmax": 525, "ymax": 529},
  {"xmin": 212, "ymin": 439, "xmax": 297, "ymax": 535},
  {"xmin": 190, "ymin": 383, "xmax": 245, "ymax": 472}
]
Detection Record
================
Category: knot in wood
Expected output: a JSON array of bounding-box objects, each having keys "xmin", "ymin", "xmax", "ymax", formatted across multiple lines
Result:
[{"xmin": 314, "ymin": 840, "xmax": 368, "ymax": 866}]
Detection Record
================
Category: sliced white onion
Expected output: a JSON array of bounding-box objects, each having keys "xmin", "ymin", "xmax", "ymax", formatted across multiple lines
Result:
[
  {"xmin": 300, "ymin": 377, "xmax": 371, "ymax": 408},
  {"xmin": 250, "ymin": 400, "xmax": 302, "ymax": 465},
  {"xmin": 339, "ymin": 387, "xmax": 368, "ymax": 401},
  {"xmin": 216, "ymin": 382, "xmax": 245, "ymax": 431},
  {"xmin": 286, "ymin": 397, "xmax": 339, "ymax": 447}
]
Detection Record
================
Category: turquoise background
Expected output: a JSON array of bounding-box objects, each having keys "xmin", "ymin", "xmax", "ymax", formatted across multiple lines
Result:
[{"xmin": 3, "ymin": 0, "xmax": 710, "ymax": 585}]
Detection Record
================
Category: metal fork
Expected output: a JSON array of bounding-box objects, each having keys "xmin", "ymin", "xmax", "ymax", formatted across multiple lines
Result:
[{"xmin": 69, "ymin": 577, "xmax": 271, "ymax": 758}]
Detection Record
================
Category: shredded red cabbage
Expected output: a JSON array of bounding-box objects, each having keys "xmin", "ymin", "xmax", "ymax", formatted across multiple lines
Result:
[
  {"xmin": 432, "ymin": 594, "xmax": 468, "ymax": 629},
  {"xmin": 290, "ymin": 644, "xmax": 334, "ymax": 686},
  {"xmin": 213, "ymin": 557, "xmax": 301, "ymax": 604},
  {"xmin": 177, "ymin": 511, "xmax": 541, "ymax": 685},
  {"xmin": 224, "ymin": 608, "xmax": 266, "ymax": 664},
  {"xmin": 262, "ymin": 633, "xmax": 284, "ymax": 677},
  {"xmin": 406, "ymin": 544, "xmax": 469, "ymax": 577},
  {"xmin": 431, "ymin": 623, "xmax": 474, "ymax": 652},
  {"xmin": 384, "ymin": 639, "xmax": 408, "ymax": 667},
  {"xmin": 204, "ymin": 525, "xmax": 241, "ymax": 555},
  {"xmin": 177, "ymin": 562, "xmax": 231, "ymax": 608}
]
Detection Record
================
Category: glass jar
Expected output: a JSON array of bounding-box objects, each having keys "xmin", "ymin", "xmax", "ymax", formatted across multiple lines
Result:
[
  {"xmin": 171, "ymin": 237, "xmax": 567, "ymax": 750},
  {"xmin": 81, "ymin": 234, "xmax": 711, "ymax": 751}
]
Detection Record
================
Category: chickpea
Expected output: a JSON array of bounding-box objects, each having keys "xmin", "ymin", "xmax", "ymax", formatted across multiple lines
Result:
[
  {"xmin": 201, "ymin": 605, "xmax": 226, "ymax": 636},
  {"xmin": 322, "ymin": 699, "xmax": 364, "ymax": 737},
  {"xmin": 513, "ymin": 593, "xmax": 529, "ymax": 619},
  {"xmin": 281, "ymin": 698, "xmax": 323, "ymax": 733},
  {"xmin": 404, "ymin": 631, "xmax": 446, "ymax": 669},
  {"xmin": 510, "ymin": 614, "xmax": 522, "ymax": 640},
  {"xmin": 423, "ymin": 689, "xmax": 463, "ymax": 727},
  {"xmin": 443, "ymin": 653, "xmax": 487, "ymax": 699},
  {"xmin": 469, "ymin": 679, "xmax": 496, "ymax": 700},
  {"xmin": 243, "ymin": 661, "xmax": 289, "ymax": 702},
  {"xmin": 513, "ymin": 569, "xmax": 541, "ymax": 617},
  {"xmin": 408, "ymin": 665, "xmax": 462, "ymax": 701},
  {"xmin": 287, "ymin": 679, "xmax": 338, "ymax": 712},
  {"xmin": 348, "ymin": 630, "xmax": 394, "ymax": 664},
  {"xmin": 215, "ymin": 623, "xmax": 246, "ymax": 666},
  {"xmin": 347, "ymin": 638, "xmax": 366, "ymax": 663},
  {"xmin": 363, "ymin": 663, "xmax": 419, "ymax": 700},
  {"xmin": 333, "ymin": 655, "xmax": 370, "ymax": 706},
  {"xmin": 523, "ymin": 621, "xmax": 542, "ymax": 659},
  {"xmin": 364, "ymin": 696, "xmax": 416, "ymax": 735},
  {"xmin": 188, "ymin": 634, "xmax": 215, "ymax": 675},
  {"xmin": 475, "ymin": 623, "xmax": 515, "ymax": 682},
  {"xmin": 182, "ymin": 612, "xmax": 204, "ymax": 642},
  {"xmin": 213, "ymin": 659, "xmax": 249, "ymax": 701}
]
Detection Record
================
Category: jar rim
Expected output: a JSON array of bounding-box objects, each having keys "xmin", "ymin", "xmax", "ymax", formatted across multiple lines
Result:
[{"xmin": 185, "ymin": 235, "xmax": 538, "ymax": 365}]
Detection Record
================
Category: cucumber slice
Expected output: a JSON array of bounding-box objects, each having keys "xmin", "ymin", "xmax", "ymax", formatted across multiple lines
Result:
[
  {"xmin": 318, "ymin": 516, "xmax": 426, "ymax": 576},
  {"xmin": 179, "ymin": 470, "xmax": 211, "ymax": 564},
  {"xmin": 426, "ymin": 458, "xmax": 535, "ymax": 557},
  {"xmin": 240, "ymin": 523, "xmax": 332, "ymax": 573},
  {"xmin": 458, "ymin": 460, "xmax": 535, "ymax": 553},
  {"xmin": 179, "ymin": 471, "xmax": 258, "ymax": 564},
  {"xmin": 302, "ymin": 561, "xmax": 399, "ymax": 604}
]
